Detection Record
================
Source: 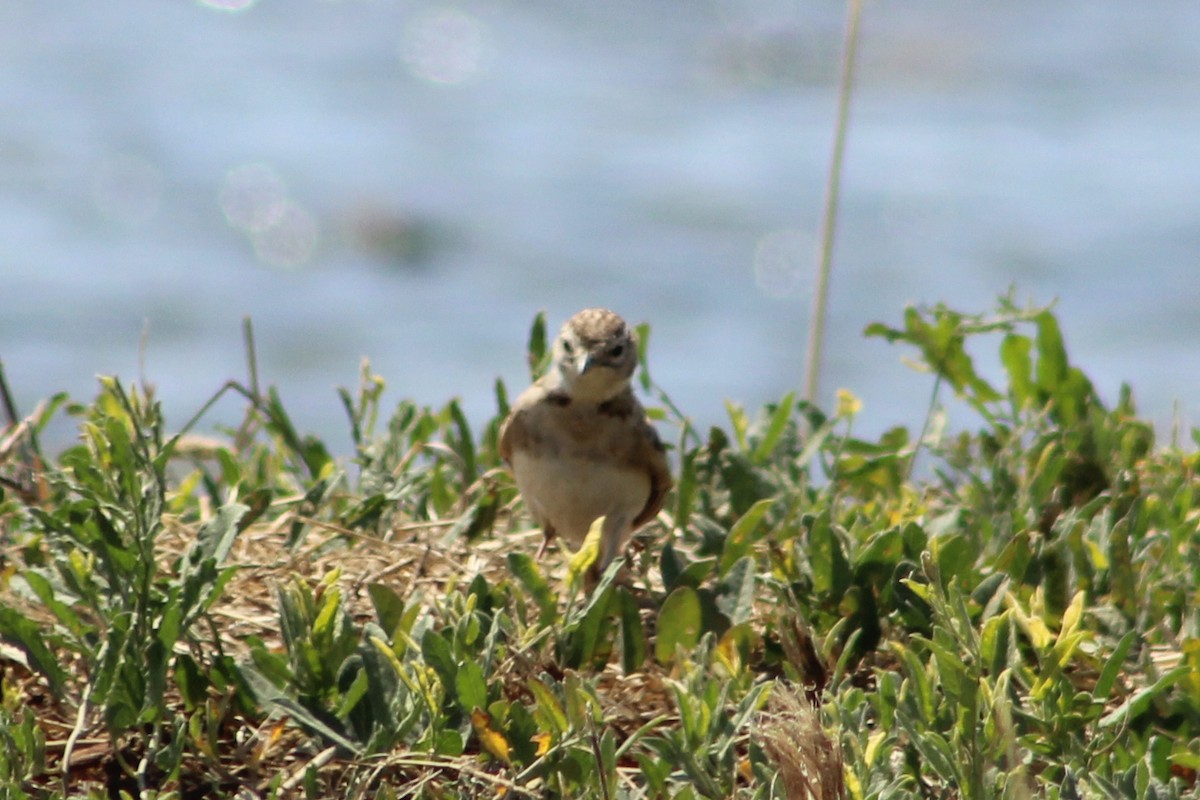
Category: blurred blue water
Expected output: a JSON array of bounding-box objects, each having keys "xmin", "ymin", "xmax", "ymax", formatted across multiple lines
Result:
[{"xmin": 3, "ymin": 0, "xmax": 1199, "ymax": 452}]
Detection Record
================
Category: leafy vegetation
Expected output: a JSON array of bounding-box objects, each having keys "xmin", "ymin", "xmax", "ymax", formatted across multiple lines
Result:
[{"xmin": 1, "ymin": 296, "xmax": 1198, "ymax": 799}]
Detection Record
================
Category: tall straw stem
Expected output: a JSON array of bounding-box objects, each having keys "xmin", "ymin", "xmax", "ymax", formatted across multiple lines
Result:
[{"xmin": 803, "ymin": 0, "xmax": 864, "ymax": 404}]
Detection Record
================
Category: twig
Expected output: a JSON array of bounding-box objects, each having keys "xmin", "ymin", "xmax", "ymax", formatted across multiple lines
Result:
[
  {"xmin": 232, "ymin": 317, "xmax": 263, "ymax": 452},
  {"xmin": 138, "ymin": 318, "xmax": 151, "ymax": 393},
  {"xmin": 906, "ymin": 374, "xmax": 943, "ymax": 481},
  {"xmin": 0, "ymin": 359, "xmax": 20, "ymax": 428},
  {"xmin": 0, "ymin": 415, "xmax": 32, "ymax": 462},
  {"xmin": 590, "ymin": 727, "xmax": 611, "ymax": 800},
  {"xmin": 0, "ymin": 368, "xmax": 46, "ymax": 503},
  {"xmin": 61, "ymin": 674, "xmax": 99, "ymax": 791},
  {"xmin": 376, "ymin": 755, "xmax": 541, "ymax": 798},
  {"xmin": 277, "ymin": 744, "xmax": 339, "ymax": 794},
  {"xmin": 244, "ymin": 316, "xmax": 261, "ymax": 401},
  {"xmin": 803, "ymin": 0, "xmax": 865, "ymax": 405},
  {"xmin": 137, "ymin": 717, "xmax": 166, "ymax": 796}
]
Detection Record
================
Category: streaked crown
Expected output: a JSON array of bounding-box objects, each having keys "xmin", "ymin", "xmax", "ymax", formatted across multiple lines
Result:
[{"xmin": 553, "ymin": 308, "xmax": 638, "ymax": 396}]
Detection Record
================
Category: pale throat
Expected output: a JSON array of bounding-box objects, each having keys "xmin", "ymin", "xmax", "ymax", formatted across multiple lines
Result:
[{"xmin": 555, "ymin": 362, "xmax": 628, "ymax": 403}]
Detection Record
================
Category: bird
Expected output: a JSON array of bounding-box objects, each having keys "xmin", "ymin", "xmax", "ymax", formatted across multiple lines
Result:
[{"xmin": 498, "ymin": 308, "xmax": 672, "ymax": 581}]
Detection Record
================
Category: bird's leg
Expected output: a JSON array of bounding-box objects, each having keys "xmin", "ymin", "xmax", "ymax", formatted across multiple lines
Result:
[{"xmin": 536, "ymin": 523, "xmax": 557, "ymax": 559}]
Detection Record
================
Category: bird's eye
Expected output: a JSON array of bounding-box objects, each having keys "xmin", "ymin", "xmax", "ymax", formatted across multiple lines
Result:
[
  {"xmin": 609, "ymin": 343, "xmax": 624, "ymax": 358},
  {"xmin": 562, "ymin": 340, "xmax": 573, "ymax": 354}
]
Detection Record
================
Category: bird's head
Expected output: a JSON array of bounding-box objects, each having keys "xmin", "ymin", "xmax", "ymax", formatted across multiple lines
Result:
[{"xmin": 552, "ymin": 308, "xmax": 638, "ymax": 401}]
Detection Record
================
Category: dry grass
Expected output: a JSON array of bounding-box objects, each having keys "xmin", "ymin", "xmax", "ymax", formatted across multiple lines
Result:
[
  {"xmin": 759, "ymin": 683, "xmax": 845, "ymax": 800},
  {"xmin": 0, "ymin": 495, "xmax": 735, "ymax": 797}
]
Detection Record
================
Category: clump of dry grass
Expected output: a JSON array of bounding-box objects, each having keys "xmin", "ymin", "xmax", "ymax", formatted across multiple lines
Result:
[{"xmin": 759, "ymin": 682, "xmax": 844, "ymax": 800}]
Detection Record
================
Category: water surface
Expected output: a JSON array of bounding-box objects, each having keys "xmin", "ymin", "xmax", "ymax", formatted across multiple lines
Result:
[{"xmin": 3, "ymin": 0, "xmax": 1198, "ymax": 451}]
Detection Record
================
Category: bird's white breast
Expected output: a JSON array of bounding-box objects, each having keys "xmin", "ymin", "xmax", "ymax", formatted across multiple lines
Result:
[{"xmin": 510, "ymin": 450, "xmax": 651, "ymax": 547}]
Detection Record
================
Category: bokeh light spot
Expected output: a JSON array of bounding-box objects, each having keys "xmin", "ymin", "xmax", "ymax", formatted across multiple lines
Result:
[
  {"xmin": 753, "ymin": 228, "xmax": 813, "ymax": 297},
  {"xmin": 400, "ymin": 8, "xmax": 492, "ymax": 85},
  {"xmin": 219, "ymin": 163, "xmax": 320, "ymax": 268},
  {"xmin": 251, "ymin": 202, "xmax": 319, "ymax": 269},
  {"xmin": 220, "ymin": 163, "xmax": 288, "ymax": 233},
  {"xmin": 92, "ymin": 154, "xmax": 163, "ymax": 226},
  {"xmin": 196, "ymin": 0, "xmax": 258, "ymax": 12}
]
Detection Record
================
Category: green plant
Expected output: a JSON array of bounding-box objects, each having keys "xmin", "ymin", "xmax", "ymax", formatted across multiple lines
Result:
[
  {"xmin": 2, "ymin": 299, "xmax": 1198, "ymax": 799},
  {"xmin": 0, "ymin": 708, "xmax": 47, "ymax": 800},
  {"xmin": 0, "ymin": 378, "xmax": 249, "ymax": 795}
]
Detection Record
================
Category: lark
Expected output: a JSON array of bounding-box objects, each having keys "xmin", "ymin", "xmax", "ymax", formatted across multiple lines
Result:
[{"xmin": 499, "ymin": 308, "xmax": 672, "ymax": 579}]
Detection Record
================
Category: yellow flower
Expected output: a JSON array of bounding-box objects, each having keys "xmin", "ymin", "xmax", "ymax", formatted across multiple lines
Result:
[{"xmin": 836, "ymin": 389, "xmax": 862, "ymax": 419}]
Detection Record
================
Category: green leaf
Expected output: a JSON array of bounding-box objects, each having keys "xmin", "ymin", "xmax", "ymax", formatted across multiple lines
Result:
[
  {"xmin": 863, "ymin": 321, "xmax": 904, "ymax": 342},
  {"xmin": 527, "ymin": 677, "xmax": 568, "ymax": 735},
  {"xmin": 751, "ymin": 391, "xmax": 796, "ymax": 464},
  {"xmin": 562, "ymin": 559, "xmax": 621, "ymax": 668},
  {"xmin": 527, "ymin": 311, "xmax": 548, "ymax": 379},
  {"xmin": 263, "ymin": 387, "xmax": 310, "ymax": 472},
  {"xmin": 635, "ymin": 321, "xmax": 653, "ymax": 392},
  {"xmin": 312, "ymin": 587, "xmax": 343, "ymax": 643},
  {"xmin": 22, "ymin": 571, "xmax": 89, "ymax": 643},
  {"xmin": 894, "ymin": 641, "xmax": 935, "ymax": 722},
  {"xmin": 672, "ymin": 450, "xmax": 699, "ymax": 532},
  {"xmin": 157, "ymin": 602, "xmax": 183, "ymax": 653},
  {"xmin": 655, "ymin": 586, "xmax": 701, "ymax": 665},
  {"xmin": 432, "ymin": 729, "xmax": 465, "ymax": 756},
  {"xmin": 175, "ymin": 654, "xmax": 207, "ymax": 709},
  {"xmin": 794, "ymin": 416, "xmax": 837, "ymax": 469},
  {"xmin": 716, "ymin": 556, "xmax": 756, "ymax": 626},
  {"xmin": 720, "ymin": 498, "xmax": 774, "ymax": 573},
  {"xmin": 367, "ymin": 583, "xmax": 406, "ymax": 636},
  {"xmin": 246, "ymin": 637, "xmax": 294, "ymax": 688},
  {"xmin": 507, "ymin": 552, "xmax": 557, "ymax": 627},
  {"xmin": 0, "ymin": 606, "xmax": 69, "ymax": 697},
  {"xmin": 979, "ymin": 611, "xmax": 1013, "ymax": 678},
  {"xmin": 1000, "ymin": 333, "xmax": 1034, "ymax": 409},
  {"xmin": 32, "ymin": 391, "xmax": 70, "ymax": 435},
  {"xmin": 420, "ymin": 630, "xmax": 458, "ymax": 693},
  {"xmin": 563, "ymin": 671, "xmax": 602, "ymax": 729},
  {"xmin": 237, "ymin": 662, "xmax": 362, "ymax": 753},
  {"xmin": 906, "ymin": 726, "xmax": 960, "ymax": 785},
  {"xmin": 335, "ymin": 664, "xmax": 370, "ymax": 719},
  {"xmin": 808, "ymin": 511, "xmax": 852, "ymax": 598},
  {"xmin": 618, "ymin": 589, "xmax": 646, "ymax": 674},
  {"xmin": 1093, "ymin": 631, "xmax": 1137, "ymax": 701},
  {"xmin": 718, "ymin": 452, "xmax": 775, "ymax": 518},
  {"xmin": 447, "ymin": 492, "xmax": 498, "ymax": 543},
  {"xmin": 678, "ymin": 557, "xmax": 718, "ymax": 588},
  {"xmin": 179, "ymin": 502, "xmax": 246, "ymax": 625},
  {"xmin": 932, "ymin": 533, "xmax": 974, "ymax": 584},
  {"xmin": 1099, "ymin": 664, "xmax": 1191, "ymax": 730},
  {"xmin": 447, "ymin": 398, "xmax": 477, "ymax": 485},
  {"xmin": 724, "ymin": 401, "xmax": 750, "ymax": 452},
  {"xmin": 192, "ymin": 502, "xmax": 247, "ymax": 564},
  {"xmin": 855, "ymin": 527, "xmax": 903, "ymax": 572},
  {"xmin": 660, "ymin": 541, "xmax": 687, "ymax": 593},
  {"xmin": 277, "ymin": 695, "xmax": 362, "ymax": 754},
  {"xmin": 494, "ymin": 377, "xmax": 510, "ymax": 418},
  {"xmin": 1035, "ymin": 310, "xmax": 1069, "ymax": 391},
  {"xmin": 454, "ymin": 660, "xmax": 488, "ymax": 714},
  {"xmin": 1057, "ymin": 366, "xmax": 1096, "ymax": 424}
]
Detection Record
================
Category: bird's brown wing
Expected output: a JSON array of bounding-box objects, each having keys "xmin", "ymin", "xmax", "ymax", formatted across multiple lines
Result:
[
  {"xmin": 497, "ymin": 409, "xmax": 518, "ymax": 465},
  {"xmin": 632, "ymin": 420, "xmax": 672, "ymax": 529},
  {"xmin": 498, "ymin": 383, "xmax": 542, "ymax": 465},
  {"xmin": 498, "ymin": 387, "xmax": 560, "ymax": 553}
]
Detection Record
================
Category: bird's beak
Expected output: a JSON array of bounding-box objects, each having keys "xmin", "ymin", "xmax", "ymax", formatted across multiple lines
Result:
[{"xmin": 579, "ymin": 354, "xmax": 594, "ymax": 374}]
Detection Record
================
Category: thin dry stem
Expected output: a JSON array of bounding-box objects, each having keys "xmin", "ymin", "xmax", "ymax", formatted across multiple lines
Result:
[{"xmin": 804, "ymin": 0, "xmax": 865, "ymax": 405}]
